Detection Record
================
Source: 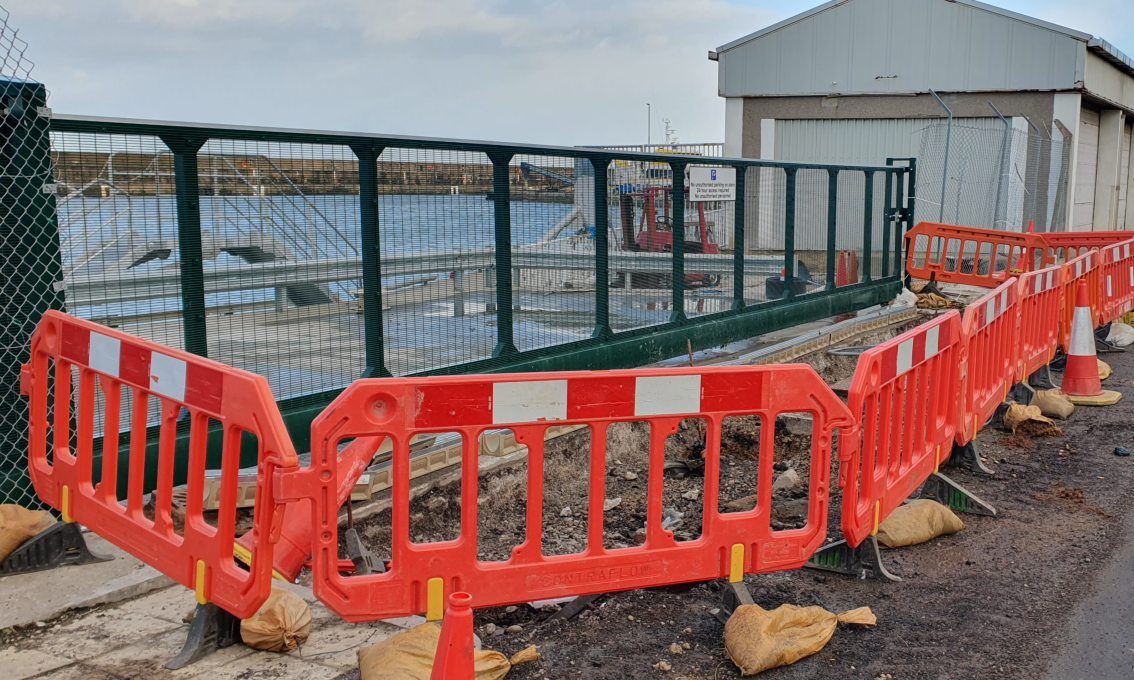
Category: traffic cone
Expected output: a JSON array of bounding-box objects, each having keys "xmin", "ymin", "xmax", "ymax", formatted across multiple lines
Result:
[
  {"xmin": 431, "ymin": 592, "xmax": 476, "ymax": 680},
  {"xmin": 835, "ymin": 251, "xmax": 848, "ymax": 288},
  {"xmin": 848, "ymin": 251, "xmax": 860, "ymax": 284},
  {"xmin": 1057, "ymin": 280, "xmax": 1122, "ymax": 406}
]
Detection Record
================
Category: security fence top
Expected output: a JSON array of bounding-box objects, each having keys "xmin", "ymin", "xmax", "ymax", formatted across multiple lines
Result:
[{"xmin": 50, "ymin": 113, "xmax": 903, "ymax": 173}]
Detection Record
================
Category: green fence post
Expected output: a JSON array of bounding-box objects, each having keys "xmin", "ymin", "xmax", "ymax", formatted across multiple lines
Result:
[
  {"xmin": 160, "ymin": 134, "xmax": 208, "ymax": 358},
  {"xmin": 894, "ymin": 166, "xmax": 908, "ymax": 287},
  {"xmin": 901, "ymin": 162, "xmax": 916, "ymax": 286},
  {"xmin": 881, "ymin": 169, "xmax": 893, "ymax": 278},
  {"xmin": 670, "ymin": 160, "xmax": 687, "ymax": 323},
  {"xmin": 862, "ymin": 169, "xmax": 874, "ymax": 282},
  {"xmin": 783, "ymin": 168, "xmax": 797, "ymax": 300},
  {"xmin": 826, "ymin": 168, "xmax": 838, "ymax": 290},
  {"xmin": 732, "ymin": 165, "xmax": 746, "ymax": 310},
  {"xmin": 490, "ymin": 151, "xmax": 517, "ymax": 357},
  {"xmin": 352, "ymin": 141, "xmax": 390, "ymax": 377},
  {"xmin": 592, "ymin": 156, "xmax": 613, "ymax": 339},
  {"xmin": 0, "ymin": 82, "xmax": 63, "ymax": 507}
]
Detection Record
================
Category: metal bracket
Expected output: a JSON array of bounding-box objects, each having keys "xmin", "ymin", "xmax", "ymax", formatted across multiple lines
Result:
[
  {"xmin": 165, "ymin": 603, "xmax": 242, "ymax": 670},
  {"xmin": 545, "ymin": 593, "xmax": 602, "ymax": 622},
  {"xmin": 805, "ymin": 536, "xmax": 900, "ymax": 582},
  {"xmin": 0, "ymin": 522, "xmax": 111, "ymax": 577},
  {"xmin": 344, "ymin": 526, "xmax": 384, "ymax": 575},
  {"xmin": 919, "ymin": 472, "xmax": 997, "ymax": 517},
  {"xmin": 946, "ymin": 441, "xmax": 995, "ymax": 475},
  {"xmin": 710, "ymin": 580, "xmax": 757, "ymax": 624}
]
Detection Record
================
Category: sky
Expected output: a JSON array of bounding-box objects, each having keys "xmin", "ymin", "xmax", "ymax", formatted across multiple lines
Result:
[{"xmin": 4, "ymin": 0, "xmax": 1133, "ymax": 146}]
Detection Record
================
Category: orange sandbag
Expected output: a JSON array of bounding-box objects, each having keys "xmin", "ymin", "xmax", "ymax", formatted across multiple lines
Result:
[
  {"xmin": 239, "ymin": 588, "xmax": 313, "ymax": 652},
  {"xmin": 0, "ymin": 504, "xmax": 56, "ymax": 562}
]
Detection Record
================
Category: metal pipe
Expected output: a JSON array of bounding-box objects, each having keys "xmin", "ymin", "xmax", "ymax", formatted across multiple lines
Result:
[
  {"xmin": 989, "ymin": 102, "xmax": 1010, "ymax": 229},
  {"xmin": 928, "ymin": 90, "xmax": 953, "ymax": 223}
]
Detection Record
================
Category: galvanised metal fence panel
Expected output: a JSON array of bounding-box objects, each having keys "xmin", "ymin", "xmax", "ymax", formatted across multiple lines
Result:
[
  {"xmin": 2, "ymin": 105, "xmax": 914, "ymax": 504},
  {"xmin": 0, "ymin": 8, "xmax": 64, "ymax": 507}
]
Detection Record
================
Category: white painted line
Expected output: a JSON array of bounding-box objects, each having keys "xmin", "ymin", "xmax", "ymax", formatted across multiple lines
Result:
[
  {"xmin": 635, "ymin": 375, "xmax": 701, "ymax": 416},
  {"xmin": 492, "ymin": 380, "xmax": 568, "ymax": 424},
  {"xmin": 88, "ymin": 332, "xmax": 120, "ymax": 377},
  {"xmin": 149, "ymin": 352, "xmax": 187, "ymax": 401},
  {"xmin": 925, "ymin": 325, "xmax": 940, "ymax": 359},
  {"xmin": 896, "ymin": 338, "xmax": 914, "ymax": 376}
]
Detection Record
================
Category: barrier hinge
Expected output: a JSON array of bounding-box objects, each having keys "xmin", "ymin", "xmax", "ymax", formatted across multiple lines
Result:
[
  {"xmin": 272, "ymin": 466, "xmax": 312, "ymax": 503},
  {"xmin": 19, "ymin": 364, "xmax": 33, "ymax": 396}
]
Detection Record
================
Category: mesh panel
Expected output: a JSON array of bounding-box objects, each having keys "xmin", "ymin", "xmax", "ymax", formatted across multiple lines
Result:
[
  {"xmin": 378, "ymin": 147, "xmax": 498, "ymax": 375},
  {"xmin": 915, "ymin": 121, "xmax": 1071, "ymax": 232},
  {"xmin": 0, "ymin": 7, "xmax": 59, "ymax": 507},
  {"xmin": 510, "ymin": 154, "xmax": 592, "ymax": 350}
]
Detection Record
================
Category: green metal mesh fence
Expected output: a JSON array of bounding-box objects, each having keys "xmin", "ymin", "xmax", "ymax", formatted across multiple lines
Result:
[{"xmin": 0, "ymin": 2, "xmax": 913, "ymax": 504}]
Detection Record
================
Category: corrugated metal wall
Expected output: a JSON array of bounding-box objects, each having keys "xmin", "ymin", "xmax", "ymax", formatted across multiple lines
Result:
[{"xmin": 718, "ymin": 0, "xmax": 1083, "ymax": 98}]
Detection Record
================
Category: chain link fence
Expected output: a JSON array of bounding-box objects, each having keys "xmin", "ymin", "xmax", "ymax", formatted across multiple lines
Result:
[
  {"xmin": 915, "ymin": 120, "xmax": 1071, "ymax": 232},
  {"xmin": 0, "ymin": 6, "xmax": 62, "ymax": 507}
]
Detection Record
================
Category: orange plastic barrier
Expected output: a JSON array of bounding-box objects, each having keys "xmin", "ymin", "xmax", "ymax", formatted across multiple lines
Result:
[
  {"xmin": 905, "ymin": 222, "xmax": 1044, "ymax": 289},
  {"xmin": 1016, "ymin": 265, "xmax": 1063, "ymax": 382},
  {"xmin": 957, "ymin": 278, "xmax": 1019, "ymax": 445},
  {"xmin": 281, "ymin": 366, "xmax": 854, "ymax": 622},
  {"xmin": 21, "ymin": 312, "xmax": 298, "ymax": 618},
  {"xmin": 1098, "ymin": 239, "xmax": 1134, "ymax": 324},
  {"xmin": 838, "ymin": 312, "xmax": 963, "ymax": 548},
  {"xmin": 1059, "ymin": 251, "xmax": 1101, "ymax": 351},
  {"xmin": 1037, "ymin": 231, "xmax": 1134, "ymax": 266}
]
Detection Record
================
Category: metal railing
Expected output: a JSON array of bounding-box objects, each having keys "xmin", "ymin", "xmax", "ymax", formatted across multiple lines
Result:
[{"xmin": 5, "ymin": 111, "xmax": 915, "ymax": 499}]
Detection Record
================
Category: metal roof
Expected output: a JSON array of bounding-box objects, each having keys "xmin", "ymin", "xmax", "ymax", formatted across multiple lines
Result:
[{"xmin": 716, "ymin": 0, "xmax": 1134, "ymax": 80}]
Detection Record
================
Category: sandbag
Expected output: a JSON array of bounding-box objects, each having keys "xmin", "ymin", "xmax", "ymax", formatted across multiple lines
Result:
[
  {"xmin": 0, "ymin": 504, "xmax": 56, "ymax": 562},
  {"xmin": 724, "ymin": 603, "xmax": 876, "ymax": 676},
  {"xmin": 1002, "ymin": 403, "xmax": 1062, "ymax": 436},
  {"xmin": 876, "ymin": 499, "xmax": 964, "ymax": 548},
  {"xmin": 240, "ymin": 588, "xmax": 313, "ymax": 652},
  {"xmin": 358, "ymin": 622, "xmax": 510, "ymax": 680},
  {"xmin": 1033, "ymin": 390, "xmax": 1075, "ymax": 420},
  {"xmin": 1098, "ymin": 359, "xmax": 1112, "ymax": 381},
  {"xmin": 1106, "ymin": 321, "xmax": 1134, "ymax": 347}
]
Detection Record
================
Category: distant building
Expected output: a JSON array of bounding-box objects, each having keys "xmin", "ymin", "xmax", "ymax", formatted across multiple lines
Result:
[{"xmin": 712, "ymin": 0, "xmax": 1134, "ymax": 232}]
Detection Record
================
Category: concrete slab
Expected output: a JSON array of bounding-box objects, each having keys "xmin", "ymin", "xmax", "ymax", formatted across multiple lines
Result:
[
  {"xmin": 0, "ymin": 646, "xmax": 75, "ymax": 679},
  {"xmin": 22, "ymin": 662, "xmax": 119, "ymax": 680},
  {"xmin": 295, "ymin": 621, "xmax": 401, "ymax": 671},
  {"xmin": 0, "ymin": 533, "xmax": 171, "ymax": 629},
  {"xmin": 31, "ymin": 607, "xmax": 180, "ymax": 661}
]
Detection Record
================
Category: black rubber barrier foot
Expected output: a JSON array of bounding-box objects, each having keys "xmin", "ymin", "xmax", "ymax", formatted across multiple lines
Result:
[
  {"xmin": 0, "ymin": 522, "xmax": 111, "ymax": 577},
  {"xmin": 805, "ymin": 536, "xmax": 900, "ymax": 582},
  {"xmin": 1095, "ymin": 324, "xmax": 1124, "ymax": 354},
  {"xmin": 1006, "ymin": 382, "xmax": 1035, "ymax": 406},
  {"xmin": 919, "ymin": 472, "xmax": 997, "ymax": 517},
  {"xmin": 165, "ymin": 603, "xmax": 241, "ymax": 670},
  {"xmin": 947, "ymin": 441, "xmax": 995, "ymax": 475},
  {"xmin": 1029, "ymin": 366, "xmax": 1056, "ymax": 390},
  {"xmin": 710, "ymin": 581, "xmax": 757, "ymax": 624}
]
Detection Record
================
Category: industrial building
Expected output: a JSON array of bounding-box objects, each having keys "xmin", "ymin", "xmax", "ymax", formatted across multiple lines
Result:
[{"xmin": 712, "ymin": 0, "xmax": 1134, "ymax": 232}]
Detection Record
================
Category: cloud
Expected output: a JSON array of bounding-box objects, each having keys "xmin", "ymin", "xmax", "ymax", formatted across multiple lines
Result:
[{"xmin": 1, "ymin": 0, "xmax": 778, "ymax": 145}]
